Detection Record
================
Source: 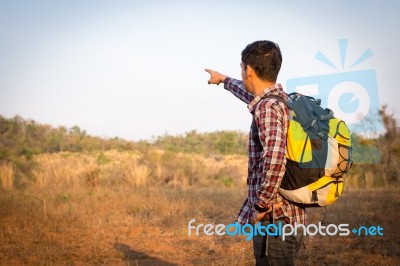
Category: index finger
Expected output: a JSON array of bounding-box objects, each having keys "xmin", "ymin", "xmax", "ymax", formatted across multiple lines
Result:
[{"xmin": 204, "ymin": 68, "xmax": 213, "ymax": 74}]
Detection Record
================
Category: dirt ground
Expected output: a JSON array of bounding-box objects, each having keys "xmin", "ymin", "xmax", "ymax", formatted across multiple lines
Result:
[{"xmin": 0, "ymin": 187, "xmax": 399, "ymax": 265}]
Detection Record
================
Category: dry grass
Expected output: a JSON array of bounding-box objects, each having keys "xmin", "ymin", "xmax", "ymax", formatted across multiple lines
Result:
[
  {"xmin": 27, "ymin": 150, "xmax": 247, "ymax": 191},
  {"xmin": 0, "ymin": 185, "xmax": 250, "ymax": 265},
  {"xmin": 31, "ymin": 152, "xmax": 97, "ymax": 189},
  {"xmin": 1, "ymin": 185, "xmax": 399, "ymax": 265},
  {"xmin": 125, "ymin": 160, "xmax": 150, "ymax": 187},
  {"xmin": 0, "ymin": 151, "xmax": 399, "ymax": 265},
  {"xmin": 0, "ymin": 162, "xmax": 14, "ymax": 191}
]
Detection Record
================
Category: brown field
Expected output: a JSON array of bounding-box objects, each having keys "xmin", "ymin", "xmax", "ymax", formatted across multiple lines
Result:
[{"xmin": 0, "ymin": 152, "xmax": 399, "ymax": 265}]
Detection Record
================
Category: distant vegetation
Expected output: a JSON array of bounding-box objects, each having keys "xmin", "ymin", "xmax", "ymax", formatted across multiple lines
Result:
[
  {"xmin": 0, "ymin": 115, "xmax": 247, "ymax": 161},
  {"xmin": 0, "ymin": 105, "xmax": 399, "ymax": 191},
  {"xmin": 154, "ymin": 130, "xmax": 247, "ymax": 156},
  {"xmin": 0, "ymin": 115, "xmax": 248, "ymax": 190},
  {"xmin": 0, "ymin": 115, "xmax": 138, "ymax": 160}
]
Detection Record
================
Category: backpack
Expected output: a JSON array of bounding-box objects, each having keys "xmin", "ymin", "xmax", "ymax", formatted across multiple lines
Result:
[{"xmin": 254, "ymin": 92, "xmax": 353, "ymax": 206}]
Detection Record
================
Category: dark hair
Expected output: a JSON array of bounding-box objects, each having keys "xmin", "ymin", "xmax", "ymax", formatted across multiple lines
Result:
[{"xmin": 241, "ymin": 40, "xmax": 282, "ymax": 82}]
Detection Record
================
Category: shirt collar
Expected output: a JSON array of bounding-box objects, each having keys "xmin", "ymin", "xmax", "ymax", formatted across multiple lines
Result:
[{"xmin": 248, "ymin": 83, "xmax": 284, "ymax": 113}]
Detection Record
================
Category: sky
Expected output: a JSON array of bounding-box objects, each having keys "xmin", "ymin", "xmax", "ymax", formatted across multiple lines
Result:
[{"xmin": 0, "ymin": 1, "xmax": 399, "ymax": 141}]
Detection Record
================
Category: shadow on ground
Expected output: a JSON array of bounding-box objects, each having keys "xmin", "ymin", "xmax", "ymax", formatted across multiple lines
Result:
[{"xmin": 114, "ymin": 242, "xmax": 177, "ymax": 266}]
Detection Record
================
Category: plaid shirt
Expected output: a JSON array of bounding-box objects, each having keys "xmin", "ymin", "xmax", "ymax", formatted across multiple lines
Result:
[{"xmin": 224, "ymin": 77, "xmax": 307, "ymax": 226}]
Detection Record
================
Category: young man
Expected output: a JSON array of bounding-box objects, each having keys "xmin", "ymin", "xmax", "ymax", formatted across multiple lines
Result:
[{"xmin": 205, "ymin": 40, "xmax": 306, "ymax": 266}]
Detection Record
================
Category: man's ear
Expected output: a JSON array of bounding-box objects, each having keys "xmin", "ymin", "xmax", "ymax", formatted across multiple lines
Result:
[{"xmin": 246, "ymin": 65, "xmax": 256, "ymax": 78}]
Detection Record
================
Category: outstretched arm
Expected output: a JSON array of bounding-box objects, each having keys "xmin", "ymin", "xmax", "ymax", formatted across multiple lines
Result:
[{"xmin": 205, "ymin": 69, "xmax": 254, "ymax": 104}]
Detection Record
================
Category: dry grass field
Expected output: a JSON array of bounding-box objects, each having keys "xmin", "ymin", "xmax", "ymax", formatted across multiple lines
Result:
[{"xmin": 0, "ymin": 151, "xmax": 399, "ymax": 265}]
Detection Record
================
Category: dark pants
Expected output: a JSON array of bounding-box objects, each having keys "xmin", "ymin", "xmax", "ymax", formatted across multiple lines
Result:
[{"xmin": 253, "ymin": 219, "xmax": 304, "ymax": 266}]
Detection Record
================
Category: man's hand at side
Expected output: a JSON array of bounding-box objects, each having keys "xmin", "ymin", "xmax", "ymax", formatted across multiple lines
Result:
[
  {"xmin": 205, "ymin": 69, "xmax": 227, "ymax": 85},
  {"xmin": 251, "ymin": 202, "xmax": 284, "ymax": 225}
]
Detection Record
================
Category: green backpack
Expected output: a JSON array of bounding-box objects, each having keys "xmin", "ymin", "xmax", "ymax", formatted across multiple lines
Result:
[{"xmin": 256, "ymin": 93, "xmax": 353, "ymax": 206}]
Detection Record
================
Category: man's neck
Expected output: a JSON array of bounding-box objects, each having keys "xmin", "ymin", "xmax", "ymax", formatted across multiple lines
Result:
[{"xmin": 252, "ymin": 80, "xmax": 276, "ymax": 96}]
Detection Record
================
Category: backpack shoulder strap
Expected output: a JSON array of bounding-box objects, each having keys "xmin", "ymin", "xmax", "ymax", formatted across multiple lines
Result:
[
  {"xmin": 251, "ymin": 94, "xmax": 290, "ymax": 148},
  {"xmin": 260, "ymin": 94, "xmax": 291, "ymax": 109}
]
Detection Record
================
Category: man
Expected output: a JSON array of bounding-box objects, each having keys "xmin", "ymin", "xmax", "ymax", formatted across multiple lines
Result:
[{"xmin": 205, "ymin": 40, "xmax": 306, "ymax": 266}]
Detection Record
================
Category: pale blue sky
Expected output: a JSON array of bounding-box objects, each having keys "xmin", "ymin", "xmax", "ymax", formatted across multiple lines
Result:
[{"xmin": 1, "ymin": 1, "xmax": 399, "ymax": 140}]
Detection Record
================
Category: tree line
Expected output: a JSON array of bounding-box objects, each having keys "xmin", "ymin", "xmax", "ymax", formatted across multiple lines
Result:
[
  {"xmin": 0, "ymin": 115, "xmax": 137, "ymax": 162},
  {"xmin": 1, "ymin": 106, "xmax": 399, "ymax": 189},
  {"xmin": 0, "ymin": 115, "xmax": 248, "ymax": 163}
]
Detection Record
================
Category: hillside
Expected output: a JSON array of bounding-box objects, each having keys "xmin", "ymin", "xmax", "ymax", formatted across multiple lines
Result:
[
  {"xmin": 1, "ymin": 110, "xmax": 399, "ymax": 191},
  {"xmin": 0, "ymin": 113, "xmax": 399, "ymax": 265}
]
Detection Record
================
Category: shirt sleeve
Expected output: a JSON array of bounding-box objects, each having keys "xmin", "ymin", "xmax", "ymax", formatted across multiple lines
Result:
[
  {"xmin": 223, "ymin": 77, "xmax": 254, "ymax": 104},
  {"xmin": 256, "ymin": 99, "xmax": 287, "ymax": 208}
]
